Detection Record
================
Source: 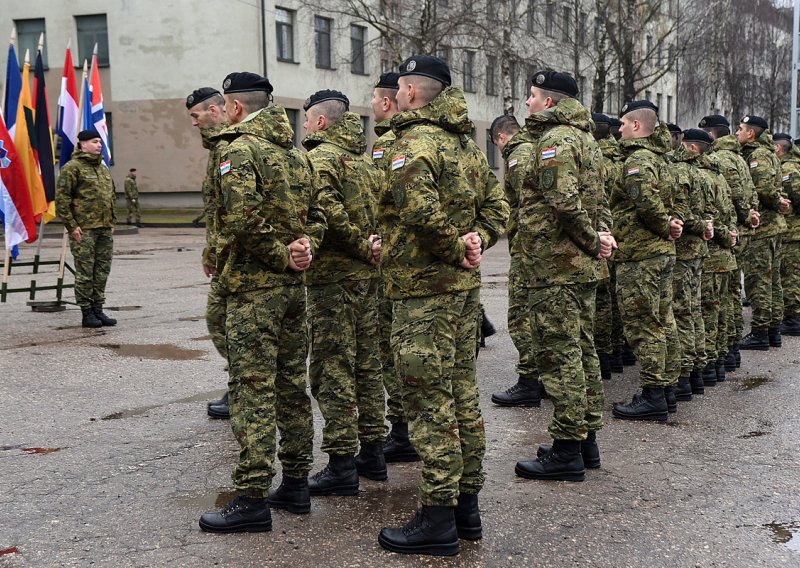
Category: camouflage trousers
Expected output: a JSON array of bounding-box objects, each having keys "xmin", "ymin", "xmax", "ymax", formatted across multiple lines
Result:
[
  {"xmin": 207, "ymin": 276, "xmax": 227, "ymax": 359},
  {"xmin": 125, "ymin": 197, "xmax": 141, "ymax": 224},
  {"xmin": 728, "ymin": 268, "xmax": 745, "ymax": 347},
  {"xmin": 595, "ymin": 277, "xmax": 613, "ymax": 356},
  {"xmin": 740, "ymin": 235, "xmax": 784, "ymax": 331},
  {"xmin": 673, "ymin": 258, "xmax": 706, "ymax": 376},
  {"xmin": 508, "ymin": 254, "xmax": 538, "ymax": 380},
  {"xmin": 529, "ymin": 282, "xmax": 603, "ymax": 440},
  {"xmin": 780, "ymin": 240, "xmax": 800, "ymax": 318},
  {"xmin": 615, "ymin": 255, "xmax": 676, "ymax": 388},
  {"xmin": 608, "ymin": 264, "xmax": 626, "ymax": 353},
  {"xmin": 69, "ymin": 227, "xmax": 113, "ymax": 309},
  {"xmin": 379, "ymin": 276, "xmax": 403, "ymax": 425},
  {"xmin": 309, "ymin": 279, "xmax": 385, "ymax": 455},
  {"xmin": 701, "ymin": 271, "xmax": 730, "ymax": 364},
  {"xmin": 392, "ymin": 288, "xmax": 485, "ymax": 506},
  {"xmin": 226, "ymin": 285, "xmax": 313, "ymax": 496}
]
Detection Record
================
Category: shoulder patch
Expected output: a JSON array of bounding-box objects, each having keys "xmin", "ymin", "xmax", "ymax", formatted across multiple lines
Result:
[
  {"xmin": 220, "ymin": 160, "xmax": 231, "ymax": 175},
  {"xmin": 541, "ymin": 147, "xmax": 557, "ymax": 160},
  {"xmin": 783, "ymin": 174, "xmax": 790, "ymax": 182},
  {"xmin": 391, "ymin": 155, "xmax": 406, "ymax": 170},
  {"xmin": 372, "ymin": 148, "xmax": 385, "ymax": 159},
  {"xmin": 627, "ymin": 167, "xmax": 640, "ymax": 176},
  {"xmin": 750, "ymin": 161, "xmax": 758, "ymax": 169},
  {"xmin": 507, "ymin": 158, "xmax": 518, "ymax": 168}
]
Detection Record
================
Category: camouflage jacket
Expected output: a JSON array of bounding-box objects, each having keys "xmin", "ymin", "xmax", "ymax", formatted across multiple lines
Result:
[
  {"xmin": 372, "ymin": 119, "xmax": 397, "ymax": 174},
  {"xmin": 517, "ymin": 98, "xmax": 608, "ymax": 287},
  {"xmin": 502, "ymin": 129, "xmax": 535, "ymax": 254},
  {"xmin": 612, "ymin": 125, "xmax": 676, "ymax": 262},
  {"xmin": 124, "ymin": 175, "xmax": 138, "ymax": 200},
  {"xmin": 215, "ymin": 106, "xmax": 314, "ymax": 294},
  {"xmin": 709, "ymin": 135, "xmax": 758, "ymax": 239},
  {"xmin": 379, "ymin": 86, "xmax": 509, "ymax": 299},
  {"xmin": 598, "ymin": 136, "xmax": 622, "ymax": 229},
  {"xmin": 669, "ymin": 146, "xmax": 710, "ymax": 261},
  {"xmin": 698, "ymin": 153, "xmax": 737, "ymax": 272},
  {"xmin": 303, "ymin": 112, "xmax": 379, "ymax": 285},
  {"xmin": 741, "ymin": 131, "xmax": 787, "ymax": 239},
  {"xmin": 780, "ymin": 146, "xmax": 800, "ymax": 241},
  {"xmin": 56, "ymin": 150, "xmax": 116, "ymax": 232},
  {"xmin": 201, "ymin": 124, "xmax": 229, "ymax": 268}
]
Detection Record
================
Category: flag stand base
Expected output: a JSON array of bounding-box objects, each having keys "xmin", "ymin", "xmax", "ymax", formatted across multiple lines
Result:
[{"xmin": 27, "ymin": 300, "xmax": 67, "ymax": 312}]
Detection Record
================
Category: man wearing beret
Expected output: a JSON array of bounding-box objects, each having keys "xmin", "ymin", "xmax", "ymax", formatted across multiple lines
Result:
[
  {"xmin": 123, "ymin": 168, "xmax": 141, "ymax": 227},
  {"xmin": 736, "ymin": 115, "xmax": 791, "ymax": 350},
  {"xmin": 610, "ymin": 100, "xmax": 683, "ymax": 422},
  {"xmin": 377, "ymin": 54, "xmax": 508, "ymax": 556},
  {"xmin": 300, "ymin": 89, "xmax": 386, "ymax": 493},
  {"xmin": 56, "ymin": 130, "xmax": 117, "ymax": 328},
  {"xmin": 186, "ymin": 87, "xmax": 231, "ymax": 419},
  {"xmin": 198, "ymin": 72, "xmax": 315, "ymax": 533},
  {"xmin": 773, "ymin": 133, "xmax": 800, "ymax": 336},
  {"xmin": 667, "ymin": 123, "xmax": 683, "ymax": 154}
]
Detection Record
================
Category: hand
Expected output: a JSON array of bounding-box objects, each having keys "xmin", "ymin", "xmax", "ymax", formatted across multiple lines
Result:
[
  {"xmin": 668, "ymin": 218, "xmax": 683, "ymax": 241},
  {"xmin": 71, "ymin": 227, "xmax": 83, "ymax": 244},
  {"xmin": 779, "ymin": 198, "xmax": 791, "ymax": 214},
  {"xmin": 460, "ymin": 253, "xmax": 481, "ymax": 270},
  {"xmin": 597, "ymin": 232, "xmax": 617, "ymax": 259},
  {"xmin": 750, "ymin": 209, "xmax": 760, "ymax": 228},
  {"xmin": 461, "ymin": 231, "xmax": 482, "ymax": 264},
  {"xmin": 703, "ymin": 220, "xmax": 714, "ymax": 241},
  {"xmin": 288, "ymin": 238, "xmax": 312, "ymax": 271},
  {"xmin": 730, "ymin": 230, "xmax": 738, "ymax": 248},
  {"xmin": 203, "ymin": 264, "xmax": 217, "ymax": 277},
  {"xmin": 369, "ymin": 234, "xmax": 382, "ymax": 265}
]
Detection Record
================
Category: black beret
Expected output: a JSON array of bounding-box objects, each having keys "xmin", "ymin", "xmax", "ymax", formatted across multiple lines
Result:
[
  {"xmin": 682, "ymin": 128, "xmax": 713, "ymax": 145},
  {"xmin": 77, "ymin": 129, "xmax": 101, "ymax": 141},
  {"xmin": 303, "ymin": 89, "xmax": 350, "ymax": 112},
  {"xmin": 698, "ymin": 114, "xmax": 729, "ymax": 129},
  {"xmin": 609, "ymin": 117, "xmax": 622, "ymax": 128},
  {"xmin": 741, "ymin": 115, "xmax": 768, "ymax": 129},
  {"xmin": 773, "ymin": 132, "xmax": 792, "ymax": 142},
  {"xmin": 185, "ymin": 87, "xmax": 220, "ymax": 109},
  {"xmin": 530, "ymin": 70, "xmax": 578, "ymax": 97},
  {"xmin": 222, "ymin": 72, "xmax": 273, "ymax": 95},
  {"xmin": 375, "ymin": 72, "xmax": 400, "ymax": 90},
  {"xmin": 619, "ymin": 100, "xmax": 658, "ymax": 118},
  {"xmin": 592, "ymin": 113, "xmax": 611, "ymax": 125},
  {"xmin": 667, "ymin": 123, "xmax": 682, "ymax": 134},
  {"xmin": 398, "ymin": 55, "xmax": 452, "ymax": 87}
]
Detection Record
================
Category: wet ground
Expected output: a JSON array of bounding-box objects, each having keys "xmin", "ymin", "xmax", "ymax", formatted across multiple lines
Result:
[{"xmin": 1, "ymin": 228, "xmax": 799, "ymax": 567}]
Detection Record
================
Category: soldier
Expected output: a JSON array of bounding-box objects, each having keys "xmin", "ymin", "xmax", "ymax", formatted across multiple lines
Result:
[
  {"xmin": 488, "ymin": 114, "xmax": 542, "ymax": 407},
  {"xmin": 377, "ymin": 55, "xmax": 508, "ymax": 556},
  {"xmin": 186, "ymin": 87, "xmax": 231, "ymax": 419},
  {"xmin": 511, "ymin": 70, "xmax": 615, "ymax": 484},
  {"xmin": 610, "ymin": 100, "xmax": 683, "ymax": 422},
  {"xmin": 123, "ymin": 168, "xmax": 141, "ymax": 227},
  {"xmin": 667, "ymin": 123, "xmax": 683, "ymax": 153},
  {"xmin": 610, "ymin": 117, "xmax": 622, "ymax": 141},
  {"xmin": 736, "ymin": 115, "xmax": 791, "ymax": 350},
  {"xmin": 370, "ymin": 72, "xmax": 420, "ymax": 463},
  {"xmin": 301, "ymin": 90, "xmax": 386, "ymax": 493},
  {"xmin": 56, "ymin": 129, "xmax": 118, "ymax": 328},
  {"xmin": 198, "ymin": 72, "xmax": 315, "ymax": 533},
  {"xmin": 774, "ymin": 133, "xmax": 800, "ymax": 336}
]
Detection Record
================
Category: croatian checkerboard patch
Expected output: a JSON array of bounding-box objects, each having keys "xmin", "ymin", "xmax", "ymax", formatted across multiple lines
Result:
[
  {"xmin": 783, "ymin": 174, "xmax": 790, "ymax": 182},
  {"xmin": 627, "ymin": 167, "xmax": 640, "ymax": 176},
  {"xmin": 220, "ymin": 160, "xmax": 231, "ymax": 175},
  {"xmin": 508, "ymin": 158, "xmax": 518, "ymax": 168},
  {"xmin": 373, "ymin": 148, "xmax": 385, "ymax": 159},
  {"xmin": 750, "ymin": 161, "xmax": 758, "ymax": 169},
  {"xmin": 541, "ymin": 147, "xmax": 557, "ymax": 159}
]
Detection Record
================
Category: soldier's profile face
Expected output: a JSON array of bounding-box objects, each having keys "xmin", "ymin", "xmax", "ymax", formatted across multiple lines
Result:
[
  {"xmin": 526, "ymin": 87, "xmax": 548, "ymax": 116},
  {"xmin": 303, "ymin": 108, "xmax": 321, "ymax": 134},
  {"xmin": 80, "ymin": 138, "xmax": 103, "ymax": 155},
  {"xmin": 371, "ymin": 88, "xmax": 394, "ymax": 122},
  {"xmin": 189, "ymin": 104, "xmax": 219, "ymax": 129},
  {"xmin": 619, "ymin": 116, "xmax": 636, "ymax": 139},
  {"xmin": 396, "ymin": 77, "xmax": 412, "ymax": 111}
]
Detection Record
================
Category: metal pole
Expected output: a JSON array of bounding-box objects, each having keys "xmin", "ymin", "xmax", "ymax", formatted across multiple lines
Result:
[{"xmin": 791, "ymin": 0, "xmax": 799, "ymax": 138}]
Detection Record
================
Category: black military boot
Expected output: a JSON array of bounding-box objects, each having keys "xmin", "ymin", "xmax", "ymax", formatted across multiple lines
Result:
[
  {"xmin": 355, "ymin": 442, "xmax": 388, "ymax": 481},
  {"xmin": 739, "ymin": 330, "xmax": 769, "ymax": 351},
  {"xmin": 515, "ymin": 439, "xmax": 585, "ymax": 481},
  {"xmin": 781, "ymin": 316, "xmax": 800, "ymax": 336},
  {"xmin": 93, "ymin": 306, "xmax": 117, "ymax": 326},
  {"xmin": 538, "ymin": 379, "xmax": 549, "ymax": 399},
  {"xmin": 665, "ymin": 386, "xmax": 678, "ymax": 413},
  {"xmin": 454, "ymin": 493, "xmax": 482, "ymax": 540},
  {"xmin": 599, "ymin": 354, "xmax": 612, "ymax": 381},
  {"xmin": 675, "ymin": 376, "xmax": 693, "ymax": 401},
  {"xmin": 490, "ymin": 378, "xmax": 541, "ymax": 407},
  {"xmin": 610, "ymin": 351, "xmax": 625, "ymax": 373},
  {"xmin": 702, "ymin": 363, "xmax": 717, "ymax": 386},
  {"xmin": 383, "ymin": 422, "xmax": 421, "ymax": 463},
  {"xmin": 724, "ymin": 350, "xmax": 737, "ymax": 372},
  {"xmin": 480, "ymin": 309, "xmax": 496, "ymax": 340},
  {"xmin": 81, "ymin": 307, "xmax": 102, "ymax": 328},
  {"xmin": 537, "ymin": 430, "xmax": 600, "ymax": 469},
  {"xmin": 308, "ymin": 455, "xmax": 359, "ymax": 496},
  {"xmin": 612, "ymin": 387, "xmax": 668, "ymax": 422},
  {"xmin": 207, "ymin": 391, "xmax": 228, "ymax": 408},
  {"xmin": 199, "ymin": 495, "xmax": 272, "ymax": 533},
  {"xmin": 715, "ymin": 359, "xmax": 726, "ymax": 383},
  {"xmin": 207, "ymin": 392, "xmax": 230, "ymax": 419},
  {"xmin": 378, "ymin": 506, "xmax": 459, "ymax": 556},
  {"xmin": 621, "ymin": 343, "xmax": 637, "ymax": 366},
  {"xmin": 733, "ymin": 345, "xmax": 741, "ymax": 368},
  {"xmin": 267, "ymin": 476, "xmax": 311, "ymax": 514},
  {"xmin": 689, "ymin": 369, "xmax": 705, "ymax": 395},
  {"xmin": 769, "ymin": 327, "xmax": 782, "ymax": 348}
]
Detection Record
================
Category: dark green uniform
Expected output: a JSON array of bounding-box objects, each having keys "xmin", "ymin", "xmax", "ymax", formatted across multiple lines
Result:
[
  {"xmin": 779, "ymin": 147, "xmax": 800, "ymax": 319},
  {"xmin": 124, "ymin": 173, "xmax": 140, "ymax": 224}
]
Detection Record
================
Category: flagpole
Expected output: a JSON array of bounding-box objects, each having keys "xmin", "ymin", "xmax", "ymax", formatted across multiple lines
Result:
[
  {"xmin": 1, "ymin": 27, "xmax": 15, "ymax": 118},
  {"xmin": 1, "ymin": 28, "xmax": 14, "ymax": 272},
  {"xmin": 32, "ymin": 37, "xmax": 46, "ymax": 273}
]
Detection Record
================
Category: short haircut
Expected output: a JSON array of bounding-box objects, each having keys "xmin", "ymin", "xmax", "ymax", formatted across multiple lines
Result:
[
  {"xmin": 198, "ymin": 93, "xmax": 225, "ymax": 110},
  {"xmin": 313, "ymin": 99, "xmax": 348, "ymax": 124},
  {"xmin": 626, "ymin": 108, "xmax": 657, "ymax": 134},
  {"xmin": 129, "ymin": 168, "xmax": 137, "ymax": 172},
  {"xmin": 688, "ymin": 140, "xmax": 710, "ymax": 153},
  {"xmin": 538, "ymin": 88, "xmax": 571, "ymax": 104},
  {"xmin": 374, "ymin": 87, "xmax": 398, "ymax": 101},
  {"xmin": 776, "ymin": 139, "xmax": 792, "ymax": 153},
  {"xmin": 410, "ymin": 75, "xmax": 445, "ymax": 105},
  {"xmin": 489, "ymin": 115, "xmax": 521, "ymax": 141},
  {"xmin": 707, "ymin": 125, "xmax": 730, "ymax": 139},
  {"xmin": 234, "ymin": 90, "xmax": 271, "ymax": 113},
  {"xmin": 594, "ymin": 122, "xmax": 610, "ymax": 141},
  {"xmin": 743, "ymin": 124, "xmax": 764, "ymax": 139}
]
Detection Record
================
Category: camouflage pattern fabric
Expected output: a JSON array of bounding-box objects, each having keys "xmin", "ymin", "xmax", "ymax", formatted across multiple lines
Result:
[
  {"xmin": 741, "ymin": 131, "xmax": 788, "ymax": 240},
  {"xmin": 595, "ymin": 277, "xmax": 613, "ymax": 356},
  {"xmin": 609, "ymin": 265, "xmax": 625, "ymax": 353},
  {"xmin": 673, "ymin": 258, "xmax": 706, "ymax": 375},
  {"xmin": 68, "ymin": 228, "xmax": 113, "ymax": 309},
  {"xmin": 782, "ymin": 241, "xmax": 800, "ymax": 317},
  {"xmin": 200, "ymin": 124, "xmax": 229, "ymax": 268},
  {"xmin": 206, "ymin": 277, "xmax": 227, "ymax": 359},
  {"xmin": 729, "ymin": 271, "xmax": 745, "ymax": 346},
  {"xmin": 701, "ymin": 271, "xmax": 730, "ymax": 363},
  {"xmin": 780, "ymin": 147, "xmax": 800, "ymax": 317},
  {"xmin": 598, "ymin": 136, "xmax": 624, "ymax": 356},
  {"xmin": 372, "ymin": 119, "xmax": 397, "ymax": 172},
  {"xmin": 123, "ymin": 174, "xmax": 140, "ymax": 223},
  {"xmin": 56, "ymin": 150, "xmax": 116, "ymax": 232}
]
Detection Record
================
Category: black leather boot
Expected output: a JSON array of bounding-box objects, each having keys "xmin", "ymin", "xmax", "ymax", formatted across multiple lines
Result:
[
  {"xmin": 599, "ymin": 354, "xmax": 612, "ymax": 381},
  {"xmin": 355, "ymin": 442, "xmax": 388, "ymax": 481},
  {"xmin": 675, "ymin": 376, "xmax": 693, "ymax": 401},
  {"xmin": 769, "ymin": 327, "xmax": 782, "ymax": 348},
  {"xmin": 621, "ymin": 343, "xmax": 637, "ymax": 365},
  {"xmin": 490, "ymin": 378, "xmax": 541, "ymax": 407},
  {"xmin": 207, "ymin": 391, "xmax": 228, "ymax": 408},
  {"xmin": 454, "ymin": 493, "xmax": 482, "ymax": 540},
  {"xmin": 665, "ymin": 386, "xmax": 678, "ymax": 413},
  {"xmin": 610, "ymin": 351, "xmax": 624, "ymax": 373},
  {"xmin": 537, "ymin": 431, "xmax": 600, "ymax": 469},
  {"xmin": 739, "ymin": 330, "xmax": 769, "ymax": 351},
  {"xmin": 207, "ymin": 391, "xmax": 230, "ymax": 419},
  {"xmin": 378, "ymin": 506, "xmax": 459, "ymax": 556},
  {"xmin": 702, "ymin": 363, "xmax": 717, "ymax": 386},
  {"xmin": 733, "ymin": 345, "xmax": 741, "ymax": 368},
  {"xmin": 81, "ymin": 307, "xmax": 102, "ymax": 328},
  {"xmin": 308, "ymin": 455, "xmax": 359, "ymax": 496},
  {"xmin": 724, "ymin": 350, "xmax": 737, "ymax": 372},
  {"xmin": 715, "ymin": 359, "xmax": 726, "ymax": 383},
  {"xmin": 480, "ymin": 309, "xmax": 496, "ymax": 339},
  {"xmin": 93, "ymin": 306, "xmax": 117, "ymax": 326},
  {"xmin": 383, "ymin": 422, "xmax": 421, "ymax": 463},
  {"xmin": 612, "ymin": 387, "xmax": 668, "ymax": 422},
  {"xmin": 539, "ymin": 379, "xmax": 549, "ymax": 399},
  {"xmin": 689, "ymin": 369, "xmax": 705, "ymax": 395},
  {"xmin": 199, "ymin": 495, "xmax": 272, "ymax": 533},
  {"xmin": 781, "ymin": 316, "xmax": 800, "ymax": 336},
  {"xmin": 267, "ymin": 476, "xmax": 311, "ymax": 514},
  {"xmin": 515, "ymin": 439, "xmax": 585, "ymax": 481}
]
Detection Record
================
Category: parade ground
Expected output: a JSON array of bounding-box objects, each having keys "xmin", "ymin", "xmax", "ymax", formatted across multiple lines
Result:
[{"xmin": 1, "ymin": 227, "xmax": 799, "ymax": 567}]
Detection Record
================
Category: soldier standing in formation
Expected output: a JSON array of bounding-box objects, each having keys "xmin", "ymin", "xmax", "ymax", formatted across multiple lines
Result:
[
  {"xmin": 774, "ymin": 132, "xmax": 800, "ymax": 336},
  {"xmin": 123, "ymin": 168, "xmax": 141, "ymax": 227}
]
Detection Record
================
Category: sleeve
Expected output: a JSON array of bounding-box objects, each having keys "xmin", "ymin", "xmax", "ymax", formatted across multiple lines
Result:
[
  {"xmin": 472, "ymin": 152, "xmax": 509, "ymax": 251},
  {"xmin": 202, "ymin": 151, "xmax": 219, "ymax": 266},
  {"xmin": 676, "ymin": 168, "xmax": 705, "ymax": 236},
  {"xmin": 110, "ymin": 177, "xmax": 117, "ymax": 224},
  {"xmin": 750, "ymin": 153, "xmax": 784, "ymax": 212},
  {"xmin": 624, "ymin": 156, "xmax": 672, "ymax": 239},
  {"xmin": 55, "ymin": 165, "xmax": 79, "ymax": 232}
]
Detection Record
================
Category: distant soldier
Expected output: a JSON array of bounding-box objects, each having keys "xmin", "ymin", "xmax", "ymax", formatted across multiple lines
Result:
[
  {"xmin": 123, "ymin": 168, "xmax": 141, "ymax": 226},
  {"xmin": 666, "ymin": 123, "xmax": 683, "ymax": 153},
  {"xmin": 774, "ymin": 133, "xmax": 800, "ymax": 336}
]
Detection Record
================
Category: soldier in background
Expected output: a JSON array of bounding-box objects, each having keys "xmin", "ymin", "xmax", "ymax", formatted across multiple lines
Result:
[
  {"xmin": 774, "ymin": 133, "xmax": 800, "ymax": 336},
  {"xmin": 667, "ymin": 123, "xmax": 683, "ymax": 153},
  {"xmin": 124, "ymin": 168, "xmax": 141, "ymax": 227}
]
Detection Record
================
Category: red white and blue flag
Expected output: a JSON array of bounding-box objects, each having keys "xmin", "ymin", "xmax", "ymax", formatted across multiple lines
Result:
[
  {"xmin": 88, "ymin": 51, "xmax": 111, "ymax": 166},
  {"xmin": 56, "ymin": 47, "xmax": 80, "ymax": 167},
  {"xmin": 0, "ymin": 111, "xmax": 37, "ymax": 256}
]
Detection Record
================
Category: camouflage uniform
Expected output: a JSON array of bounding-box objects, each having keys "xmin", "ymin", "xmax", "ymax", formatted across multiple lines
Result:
[
  {"xmin": 56, "ymin": 150, "xmax": 116, "ymax": 309},
  {"xmin": 779, "ymin": 146, "xmax": 800, "ymax": 318},
  {"xmin": 379, "ymin": 87, "xmax": 508, "ymax": 506},
  {"xmin": 739, "ymin": 131, "xmax": 788, "ymax": 333},
  {"xmin": 518, "ymin": 98, "xmax": 608, "ymax": 440},
  {"xmin": 304, "ymin": 111, "xmax": 385, "ymax": 455},
  {"xmin": 123, "ymin": 173, "xmax": 141, "ymax": 224},
  {"xmin": 215, "ymin": 106, "xmax": 314, "ymax": 496}
]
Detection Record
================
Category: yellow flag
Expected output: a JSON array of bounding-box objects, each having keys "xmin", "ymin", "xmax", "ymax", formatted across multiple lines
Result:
[{"xmin": 15, "ymin": 60, "xmax": 48, "ymax": 220}]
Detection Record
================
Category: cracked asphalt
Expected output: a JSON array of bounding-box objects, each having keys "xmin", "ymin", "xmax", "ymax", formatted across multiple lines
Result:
[{"xmin": 1, "ymin": 227, "xmax": 799, "ymax": 567}]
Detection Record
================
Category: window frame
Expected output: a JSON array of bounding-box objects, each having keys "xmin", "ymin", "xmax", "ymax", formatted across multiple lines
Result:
[
  {"xmin": 314, "ymin": 15, "xmax": 333, "ymax": 70},
  {"xmin": 76, "ymin": 13, "xmax": 110, "ymax": 67},
  {"xmin": 275, "ymin": 7, "xmax": 296, "ymax": 63}
]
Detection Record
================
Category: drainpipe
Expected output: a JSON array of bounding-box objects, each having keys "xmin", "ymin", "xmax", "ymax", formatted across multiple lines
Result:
[{"xmin": 261, "ymin": 0, "xmax": 268, "ymax": 76}]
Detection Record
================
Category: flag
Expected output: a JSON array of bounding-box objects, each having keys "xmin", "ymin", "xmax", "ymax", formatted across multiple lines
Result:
[
  {"xmin": 81, "ymin": 73, "xmax": 91, "ymax": 131},
  {"xmin": 0, "ymin": 110, "xmax": 37, "ymax": 257},
  {"xmin": 89, "ymin": 52, "xmax": 111, "ymax": 165},
  {"xmin": 56, "ymin": 47, "xmax": 79, "ymax": 167},
  {"xmin": 3, "ymin": 40, "xmax": 21, "ymax": 137},
  {"xmin": 33, "ymin": 48, "xmax": 56, "ymax": 222},
  {"xmin": 14, "ymin": 55, "xmax": 48, "ymax": 220}
]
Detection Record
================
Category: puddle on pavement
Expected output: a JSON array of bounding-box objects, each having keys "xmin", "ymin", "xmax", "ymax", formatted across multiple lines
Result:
[
  {"xmin": 174, "ymin": 490, "xmax": 238, "ymax": 510},
  {"xmin": 21, "ymin": 447, "xmax": 61, "ymax": 455},
  {"xmin": 191, "ymin": 335, "xmax": 212, "ymax": 341},
  {"xmin": 738, "ymin": 430, "xmax": 770, "ymax": 439},
  {"xmin": 106, "ymin": 306, "xmax": 142, "ymax": 311},
  {"xmin": 765, "ymin": 522, "xmax": 800, "ymax": 552},
  {"xmin": 100, "ymin": 389, "xmax": 227, "ymax": 420},
  {"xmin": 179, "ymin": 315, "xmax": 205, "ymax": 322},
  {"xmin": 736, "ymin": 376, "xmax": 770, "ymax": 391},
  {"xmin": 100, "ymin": 343, "xmax": 206, "ymax": 360}
]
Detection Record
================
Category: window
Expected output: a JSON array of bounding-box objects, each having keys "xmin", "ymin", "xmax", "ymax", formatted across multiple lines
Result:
[
  {"xmin": 486, "ymin": 129, "xmax": 498, "ymax": 169},
  {"xmin": 486, "ymin": 55, "xmax": 497, "ymax": 96},
  {"xmin": 276, "ymin": 8, "xmax": 295, "ymax": 62},
  {"xmin": 646, "ymin": 34, "xmax": 653, "ymax": 58},
  {"xmin": 314, "ymin": 16, "xmax": 332, "ymax": 69},
  {"xmin": 578, "ymin": 75, "xmax": 586, "ymax": 104},
  {"xmin": 562, "ymin": 6, "xmax": 571, "ymax": 42},
  {"xmin": 76, "ymin": 14, "xmax": 109, "ymax": 66},
  {"xmin": 437, "ymin": 45, "xmax": 452, "ymax": 64},
  {"xmin": 594, "ymin": 17, "xmax": 602, "ymax": 47},
  {"xmin": 579, "ymin": 12, "xmax": 588, "ymax": 46},
  {"xmin": 351, "ymin": 25, "xmax": 366, "ymax": 74},
  {"xmin": 15, "ymin": 19, "xmax": 47, "ymax": 68},
  {"xmin": 285, "ymin": 108, "xmax": 301, "ymax": 147},
  {"xmin": 645, "ymin": 89, "xmax": 652, "ymax": 102},
  {"xmin": 380, "ymin": 0, "xmax": 399, "ymax": 19},
  {"xmin": 545, "ymin": 3, "xmax": 555, "ymax": 37},
  {"xmin": 360, "ymin": 115, "xmax": 369, "ymax": 134},
  {"xmin": 463, "ymin": 51, "xmax": 475, "ymax": 93},
  {"xmin": 656, "ymin": 93, "xmax": 663, "ymax": 115},
  {"xmin": 666, "ymin": 95, "xmax": 673, "ymax": 122},
  {"xmin": 606, "ymin": 82, "xmax": 616, "ymax": 114}
]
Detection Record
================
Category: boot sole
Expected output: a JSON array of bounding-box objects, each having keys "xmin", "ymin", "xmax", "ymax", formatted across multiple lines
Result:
[
  {"xmin": 198, "ymin": 519, "xmax": 272, "ymax": 533},
  {"xmin": 667, "ymin": 406, "xmax": 677, "ymax": 413},
  {"xmin": 378, "ymin": 534, "xmax": 459, "ymax": 556},
  {"xmin": 384, "ymin": 454, "xmax": 421, "ymax": 463},
  {"xmin": 739, "ymin": 345, "xmax": 769, "ymax": 351},
  {"xmin": 514, "ymin": 465, "xmax": 585, "ymax": 481},
  {"xmin": 702, "ymin": 381, "xmax": 717, "ymax": 387},
  {"xmin": 612, "ymin": 410, "xmax": 668, "ymax": 422},
  {"xmin": 675, "ymin": 394, "xmax": 692, "ymax": 401},
  {"xmin": 207, "ymin": 408, "xmax": 230, "ymax": 419},
  {"xmin": 309, "ymin": 484, "xmax": 359, "ymax": 496},
  {"xmin": 781, "ymin": 331, "xmax": 800, "ymax": 336},
  {"xmin": 456, "ymin": 526, "xmax": 482, "ymax": 540},
  {"xmin": 691, "ymin": 389, "xmax": 705, "ymax": 395},
  {"xmin": 357, "ymin": 469, "xmax": 388, "ymax": 481},
  {"xmin": 266, "ymin": 499, "xmax": 311, "ymax": 514},
  {"xmin": 490, "ymin": 396, "xmax": 541, "ymax": 407}
]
